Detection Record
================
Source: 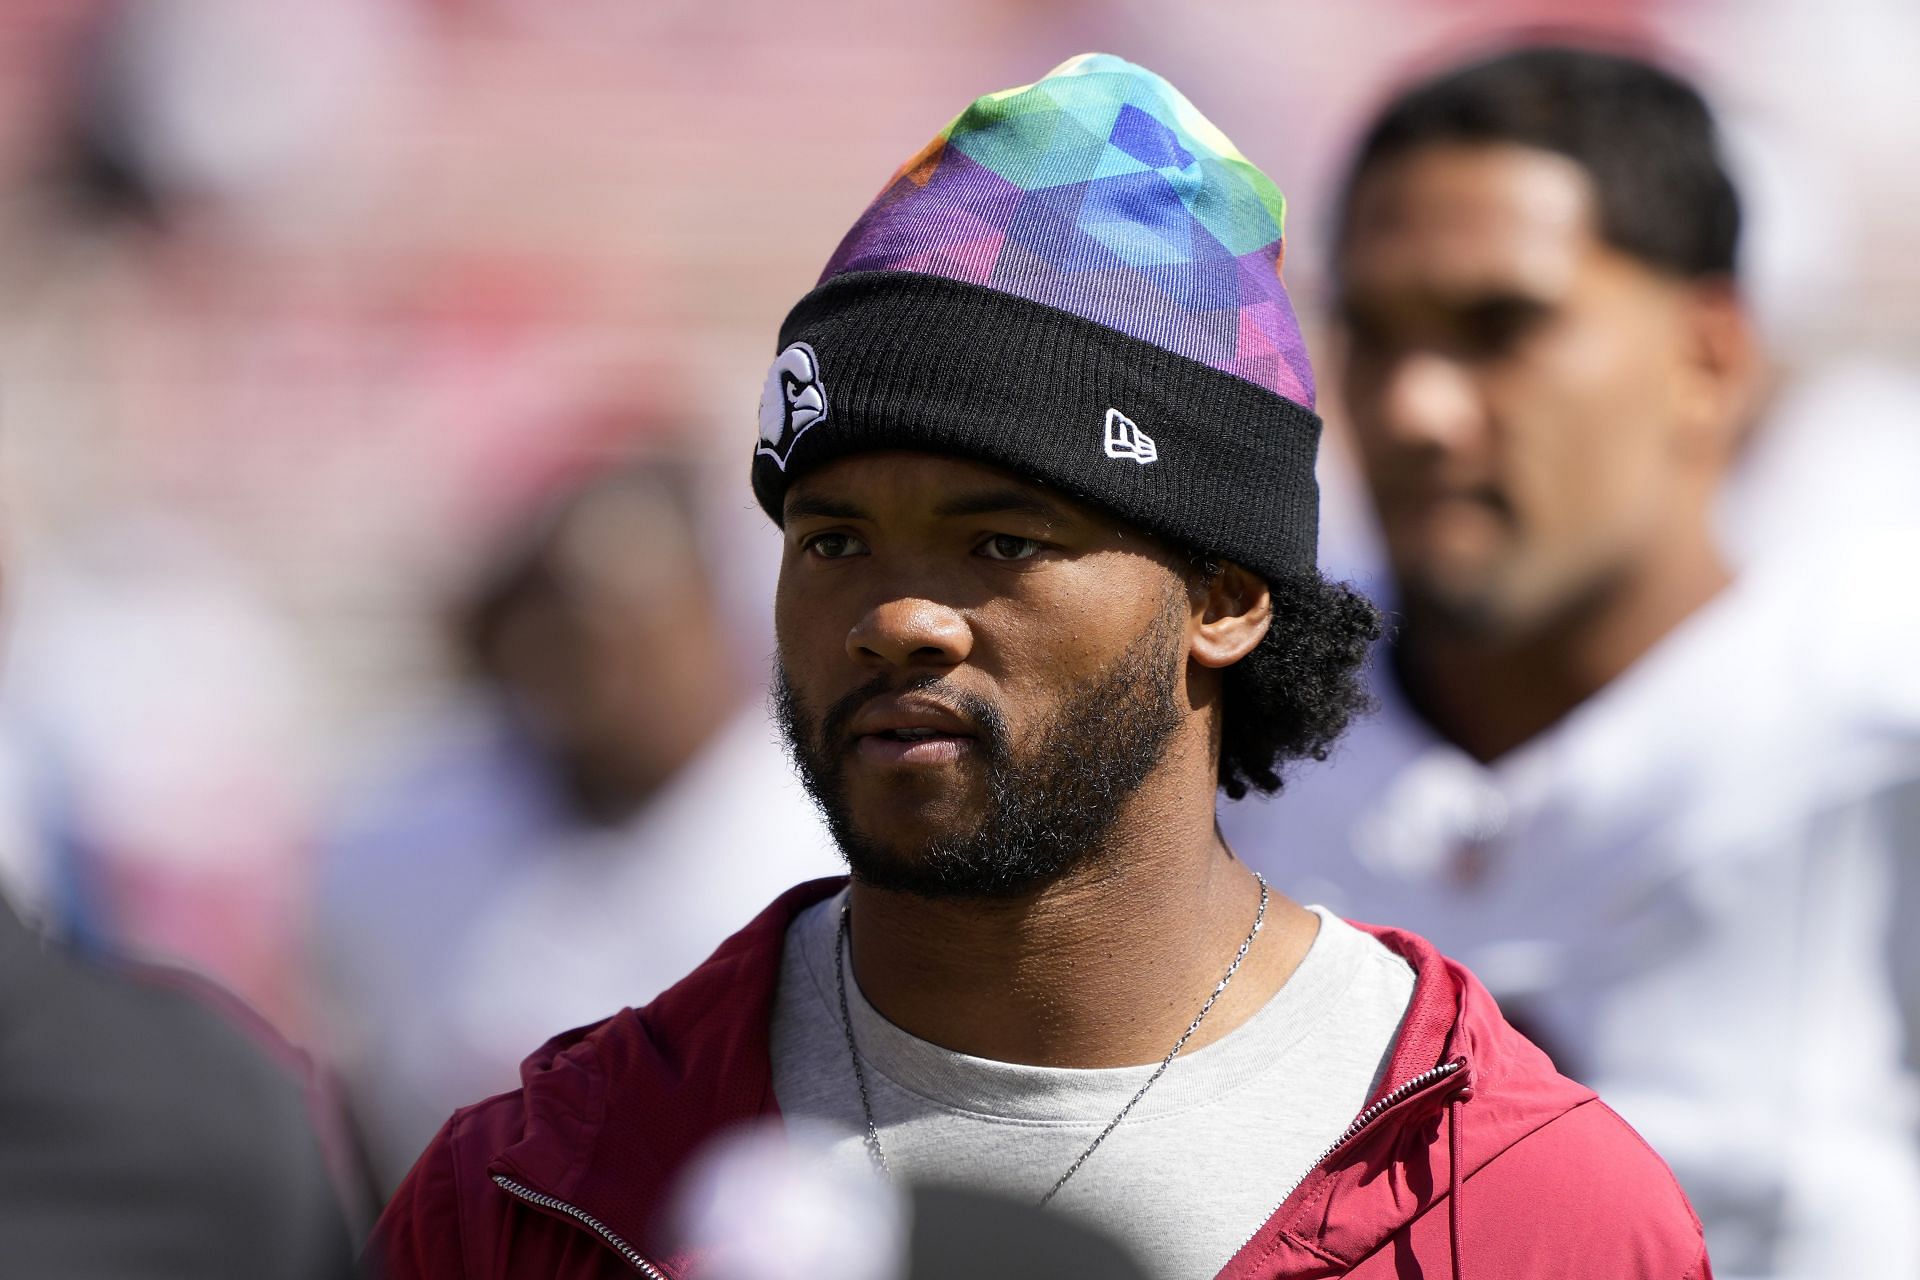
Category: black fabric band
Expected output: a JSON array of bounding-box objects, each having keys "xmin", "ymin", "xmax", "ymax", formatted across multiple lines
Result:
[{"xmin": 751, "ymin": 270, "xmax": 1322, "ymax": 583}]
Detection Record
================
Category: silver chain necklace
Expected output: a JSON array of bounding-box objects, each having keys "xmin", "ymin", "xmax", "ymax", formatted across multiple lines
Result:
[{"xmin": 833, "ymin": 872, "xmax": 1269, "ymax": 1206}]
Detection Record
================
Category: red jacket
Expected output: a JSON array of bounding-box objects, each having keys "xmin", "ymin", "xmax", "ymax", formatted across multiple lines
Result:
[{"xmin": 370, "ymin": 878, "xmax": 1710, "ymax": 1279}]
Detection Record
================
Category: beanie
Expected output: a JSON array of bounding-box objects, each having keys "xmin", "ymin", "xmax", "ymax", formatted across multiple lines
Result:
[{"xmin": 752, "ymin": 53, "xmax": 1322, "ymax": 582}]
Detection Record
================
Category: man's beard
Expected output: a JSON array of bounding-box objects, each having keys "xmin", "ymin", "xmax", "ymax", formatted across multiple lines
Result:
[{"xmin": 771, "ymin": 604, "xmax": 1187, "ymax": 900}]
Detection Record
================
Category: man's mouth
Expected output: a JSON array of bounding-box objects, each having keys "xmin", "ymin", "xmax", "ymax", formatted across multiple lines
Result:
[
  {"xmin": 846, "ymin": 698, "xmax": 982, "ymax": 767},
  {"xmin": 1385, "ymin": 474, "xmax": 1510, "ymax": 519},
  {"xmin": 855, "ymin": 725, "xmax": 976, "ymax": 766}
]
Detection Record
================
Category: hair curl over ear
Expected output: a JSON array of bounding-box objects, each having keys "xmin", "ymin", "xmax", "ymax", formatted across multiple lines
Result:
[{"xmin": 1188, "ymin": 558, "xmax": 1383, "ymax": 800}]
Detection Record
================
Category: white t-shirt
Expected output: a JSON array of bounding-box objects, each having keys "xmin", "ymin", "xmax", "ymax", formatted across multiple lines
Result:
[
  {"xmin": 771, "ymin": 891, "xmax": 1415, "ymax": 1280},
  {"xmin": 1220, "ymin": 533, "xmax": 1920, "ymax": 1280}
]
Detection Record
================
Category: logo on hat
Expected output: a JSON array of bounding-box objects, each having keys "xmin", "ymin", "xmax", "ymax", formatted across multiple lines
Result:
[
  {"xmin": 757, "ymin": 342, "xmax": 830, "ymax": 471},
  {"xmin": 1103, "ymin": 408, "xmax": 1157, "ymax": 464}
]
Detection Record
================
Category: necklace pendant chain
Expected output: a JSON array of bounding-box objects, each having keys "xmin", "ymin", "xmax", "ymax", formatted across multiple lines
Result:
[
  {"xmin": 833, "ymin": 872, "xmax": 1269, "ymax": 1205},
  {"xmin": 833, "ymin": 911, "xmax": 893, "ymax": 1180}
]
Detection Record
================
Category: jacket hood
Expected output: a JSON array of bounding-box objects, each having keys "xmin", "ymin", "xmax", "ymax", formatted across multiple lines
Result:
[{"xmin": 484, "ymin": 878, "xmax": 1599, "ymax": 1277}]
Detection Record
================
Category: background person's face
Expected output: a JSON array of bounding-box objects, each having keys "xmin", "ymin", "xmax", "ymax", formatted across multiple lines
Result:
[
  {"xmin": 772, "ymin": 452, "xmax": 1195, "ymax": 897},
  {"xmin": 1337, "ymin": 143, "xmax": 1726, "ymax": 637},
  {"xmin": 476, "ymin": 477, "xmax": 728, "ymax": 823}
]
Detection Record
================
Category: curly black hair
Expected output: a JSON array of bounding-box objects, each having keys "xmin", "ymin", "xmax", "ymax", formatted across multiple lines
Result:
[{"xmin": 1190, "ymin": 562, "xmax": 1383, "ymax": 800}]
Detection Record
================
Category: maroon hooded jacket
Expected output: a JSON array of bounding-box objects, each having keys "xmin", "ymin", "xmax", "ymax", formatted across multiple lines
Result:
[{"xmin": 370, "ymin": 879, "xmax": 1710, "ymax": 1279}]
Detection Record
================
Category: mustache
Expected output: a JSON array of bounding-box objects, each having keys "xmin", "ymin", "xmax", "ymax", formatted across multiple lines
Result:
[
  {"xmin": 817, "ymin": 671, "xmax": 1010, "ymax": 760},
  {"xmin": 1373, "ymin": 464, "xmax": 1514, "ymax": 520}
]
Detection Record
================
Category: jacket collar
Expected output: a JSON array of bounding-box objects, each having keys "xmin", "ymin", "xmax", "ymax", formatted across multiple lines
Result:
[
  {"xmin": 488, "ymin": 883, "xmax": 1593, "ymax": 1278},
  {"xmin": 487, "ymin": 877, "xmax": 842, "ymax": 1274},
  {"xmin": 1219, "ymin": 919, "xmax": 1594, "ymax": 1277}
]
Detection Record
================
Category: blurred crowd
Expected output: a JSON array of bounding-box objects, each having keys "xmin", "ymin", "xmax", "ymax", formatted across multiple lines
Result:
[{"xmin": 0, "ymin": 1, "xmax": 1914, "ymax": 1278}]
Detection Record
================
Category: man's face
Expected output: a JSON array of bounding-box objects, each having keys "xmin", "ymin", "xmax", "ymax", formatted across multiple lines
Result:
[
  {"xmin": 1337, "ymin": 143, "xmax": 1725, "ymax": 636},
  {"xmin": 772, "ymin": 453, "xmax": 1193, "ymax": 899},
  {"xmin": 483, "ymin": 482, "xmax": 720, "ymax": 821}
]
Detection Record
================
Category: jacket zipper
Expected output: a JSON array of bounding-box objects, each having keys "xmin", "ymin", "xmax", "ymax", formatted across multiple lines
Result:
[
  {"xmin": 1225, "ymin": 1057, "xmax": 1467, "ymax": 1258},
  {"xmin": 492, "ymin": 1173, "xmax": 668, "ymax": 1279},
  {"xmin": 495, "ymin": 1058, "xmax": 1463, "ymax": 1276}
]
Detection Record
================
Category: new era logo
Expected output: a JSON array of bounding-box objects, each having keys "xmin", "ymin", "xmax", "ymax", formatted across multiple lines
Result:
[{"xmin": 1103, "ymin": 408, "xmax": 1157, "ymax": 464}]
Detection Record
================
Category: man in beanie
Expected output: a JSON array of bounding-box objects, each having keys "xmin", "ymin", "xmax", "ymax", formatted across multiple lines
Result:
[
  {"xmin": 370, "ymin": 55, "xmax": 1707, "ymax": 1279},
  {"xmin": 1219, "ymin": 45, "xmax": 1920, "ymax": 1278}
]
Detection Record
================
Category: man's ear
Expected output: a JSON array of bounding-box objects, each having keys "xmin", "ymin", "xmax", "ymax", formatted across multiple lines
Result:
[
  {"xmin": 1190, "ymin": 562, "xmax": 1271, "ymax": 669},
  {"xmin": 1673, "ymin": 279, "xmax": 1763, "ymax": 463}
]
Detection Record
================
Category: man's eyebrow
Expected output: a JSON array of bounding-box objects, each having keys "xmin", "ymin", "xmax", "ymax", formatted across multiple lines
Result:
[
  {"xmin": 784, "ymin": 494, "xmax": 869, "ymax": 522},
  {"xmin": 1457, "ymin": 293, "xmax": 1553, "ymax": 325},
  {"xmin": 932, "ymin": 489, "xmax": 1066, "ymax": 521},
  {"xmin": 1338, "ymin": 287, "xmax": 1553, "ymax": 331}
]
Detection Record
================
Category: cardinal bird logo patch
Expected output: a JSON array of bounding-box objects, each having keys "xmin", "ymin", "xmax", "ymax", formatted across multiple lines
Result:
[{"xmin": 757, "ymin": 342, "xmax": 830, "ymax": 470}]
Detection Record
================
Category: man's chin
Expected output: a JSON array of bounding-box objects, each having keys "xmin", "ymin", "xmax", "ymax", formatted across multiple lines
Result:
[
  {"xmin": 835, "ymin": 824, "xmax": 973, "ymax": 889},
  {"xmin": 836, "ymin": 778, "xmax": 981, "ymax": 839},
  {"xmin": 1398, "ymin": 570, "xmax": 1522, "ymax": 639},
  {"xmin": 836, "ymin": 828, "xmax": 1086, "ymax": 902}
]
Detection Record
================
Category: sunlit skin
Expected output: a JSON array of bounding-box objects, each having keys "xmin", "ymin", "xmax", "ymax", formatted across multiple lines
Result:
[
  {"xmin": 774, "ymin": 452, "xmax": 1321, "ymax": 1068},
  {"xmin": 1337, "ymin": 143, "xmax": 1758, "ymax": 761}
]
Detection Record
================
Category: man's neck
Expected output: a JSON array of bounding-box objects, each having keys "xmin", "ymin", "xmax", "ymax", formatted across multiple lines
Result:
[
  {"xmin": 1397, "ymin": 531, "xmax": 1732, "ymax": 764},
  {"xmin": 844, "ymin": 770, "xmax": 1320, "ymax": 1070}
]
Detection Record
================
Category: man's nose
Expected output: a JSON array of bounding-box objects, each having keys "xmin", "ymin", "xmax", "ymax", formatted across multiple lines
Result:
[
  {"xmin": 1366, "ymin": 350, "xmax": 1484, "ymax": 453},
  {"xmin": 847, "ymin": 597, "xmax": 973, "ymax": 669}
]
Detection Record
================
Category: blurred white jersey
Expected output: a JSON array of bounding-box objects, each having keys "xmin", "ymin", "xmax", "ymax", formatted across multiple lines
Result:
[
  {"xmin": 319, "ymin": 702, "xmax": 840, "ymax": 1189},
  {"xmin": 1221, "ymin": 532, "xmax": 1920, "ymax": 1280}
]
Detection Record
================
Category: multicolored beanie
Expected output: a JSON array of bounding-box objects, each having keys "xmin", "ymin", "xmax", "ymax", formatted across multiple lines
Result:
[{"xmin": 753, "ymin": 53, "xmax": 1322, "ymax": 580}]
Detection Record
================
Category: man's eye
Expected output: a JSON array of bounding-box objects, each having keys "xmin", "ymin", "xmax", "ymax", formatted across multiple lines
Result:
[
  {"xmin": 1459, "ymin": 298, "xmax": 1550, "ymax": 357},
  {"xmin": 804, "ymin": 532, "xmax": 866, "ymax": 559},
  {"xmin": 1340, "ymin": 309, "xmax": 1388, "ymax": 351},
  {"xmin": 978, "ymin": 534, "xmax": 1041, "ymax": 562}
]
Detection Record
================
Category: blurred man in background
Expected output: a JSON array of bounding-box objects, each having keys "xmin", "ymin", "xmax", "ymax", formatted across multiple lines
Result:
[
  {"xmin": 317, "ymin": 460, "xmax": 837, "ymax": 1191},
  {"xmin": 1222, "ymin": 44, "xmax": 1920, "ymax": 1277}
]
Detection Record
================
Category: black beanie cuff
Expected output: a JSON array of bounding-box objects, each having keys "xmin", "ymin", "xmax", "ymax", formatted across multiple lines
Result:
[{"xmin": 751, "ymin": 271, "xmax": 1322, "ymax": 584}]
